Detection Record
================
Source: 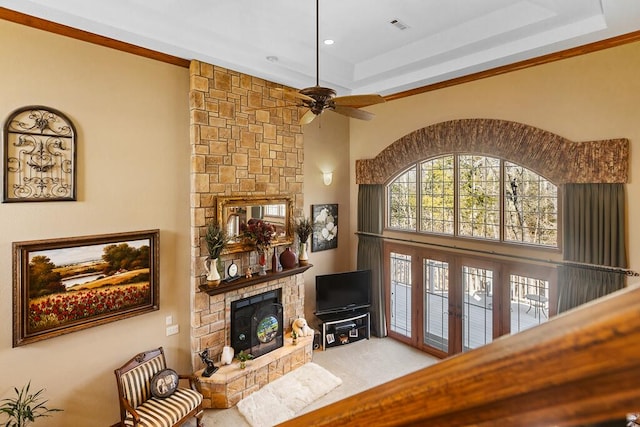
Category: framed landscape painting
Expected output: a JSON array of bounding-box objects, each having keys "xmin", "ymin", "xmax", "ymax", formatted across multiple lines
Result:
[
  {"xmin": 13, "ymin": 229, "xmax": 159, "ymax": 346},
  {"xmin": 311, "ymin": 203, "xmax": 338, "ymax": 252}
]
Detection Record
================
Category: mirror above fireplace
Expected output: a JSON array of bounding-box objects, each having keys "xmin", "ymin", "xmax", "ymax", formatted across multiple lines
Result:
[{"xmin": 217, "ymin": 195, "xmax": 294, "ymax": 254}]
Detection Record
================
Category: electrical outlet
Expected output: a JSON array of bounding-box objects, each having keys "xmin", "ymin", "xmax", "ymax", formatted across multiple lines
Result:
[
  {"xmin": 165, "ymin": 315, "xmax": 173, "ymax": 325},
  {"xmin": 166, "ymin": 324, "xmax": 179, "ymax": 336}
]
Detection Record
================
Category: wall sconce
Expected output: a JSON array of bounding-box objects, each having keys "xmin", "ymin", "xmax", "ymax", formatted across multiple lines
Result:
[{"xmin": 322, "ymin": 171, "xmax": 333, "ymax": 186}]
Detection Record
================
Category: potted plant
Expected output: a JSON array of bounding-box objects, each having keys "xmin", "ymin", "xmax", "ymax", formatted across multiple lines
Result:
[
  {"xmin": 0, "ymin": 381, "xmax": 62, "ymax": 427},
  {"xmin": 294, "ymin": 217, "xmax": 313, "ymax": 265},
  {"xmin": 204, "ymin": 221, "xmax": 228, "ymax": 286},
  {"xmin": 236, "ymin": 350, "xmax": 254, "ymax": 369}
]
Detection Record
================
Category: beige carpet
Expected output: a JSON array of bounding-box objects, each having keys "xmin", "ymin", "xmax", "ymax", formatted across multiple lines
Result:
[{"xmin": 236, "ymin": 362, "xmax": 342, "ymax": 427}]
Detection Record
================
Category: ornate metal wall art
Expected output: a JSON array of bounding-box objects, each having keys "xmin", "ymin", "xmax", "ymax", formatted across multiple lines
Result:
[{"xmin": 3, "ymin": 106, "xmax": 77, "ymax": 202}]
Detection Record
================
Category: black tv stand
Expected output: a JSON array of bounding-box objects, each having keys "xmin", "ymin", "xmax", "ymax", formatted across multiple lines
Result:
[{"xmin": 315, "ymin": 308, "xmax": 370, "ymax": 350}]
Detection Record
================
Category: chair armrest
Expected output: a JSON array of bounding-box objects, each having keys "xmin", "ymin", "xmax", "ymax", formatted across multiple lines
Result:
[
  {"xmin": 179, "ymin": 373, "xmax": 200, "ymax": 391},
  {"xmin": 120, "ymin": 397, "xmax": 140, "ymax": 425}
]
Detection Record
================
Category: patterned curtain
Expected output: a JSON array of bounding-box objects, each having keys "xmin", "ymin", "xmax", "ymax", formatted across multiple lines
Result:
[
  {"xmin": 356, "ymin": 184, "xmax": 386, "ymax": 337},
  {"xmin": 558, "ymin": 183, "xmax": 627, "ymax": 312}
]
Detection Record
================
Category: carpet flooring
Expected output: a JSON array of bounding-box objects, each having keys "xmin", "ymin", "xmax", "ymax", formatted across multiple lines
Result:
[
  {"xmin": 237, "ymin": 362, "xmax": 342, "ymax": 427},
  {"xmin": 190, "ymin": 337, "xmax": 438, "ymax": 426}
]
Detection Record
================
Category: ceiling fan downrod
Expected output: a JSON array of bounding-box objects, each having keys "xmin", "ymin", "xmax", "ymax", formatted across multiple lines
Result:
[{"xmin": 315, "ymin": 0, "xmax": 319, "ymax": 87}]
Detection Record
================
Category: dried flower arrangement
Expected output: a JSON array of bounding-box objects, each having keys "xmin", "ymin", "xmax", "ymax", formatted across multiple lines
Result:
[
  {"xmin": 240, "ymin": 219, "xmax": 275, "ymax": 253},
  {"xmin": 205, "ymin": 221, "xmax": 228, "ymax": 259},
  {"xmin": 294, "ymin": 217, "xmax": 313, "ymax": 244}
]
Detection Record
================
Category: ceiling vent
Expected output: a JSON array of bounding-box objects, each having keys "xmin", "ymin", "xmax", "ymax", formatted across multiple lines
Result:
[{"xmin": 390, "ymin": 19, "xmax": 409, "ymax": 30}]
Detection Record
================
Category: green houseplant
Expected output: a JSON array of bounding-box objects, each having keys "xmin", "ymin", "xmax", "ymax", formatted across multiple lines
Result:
[
  {"xmin": 0, "ymin": 381, "xmax": 62, "ymax": 427},
  {"xmin": 236, "ymin": 350, "xmax": 254, "ymax": 369}
]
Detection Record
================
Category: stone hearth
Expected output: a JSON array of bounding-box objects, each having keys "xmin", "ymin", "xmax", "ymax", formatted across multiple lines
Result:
[{"xmin": 196, "ymin": 333, "xmax": 313, "ymax": 408}]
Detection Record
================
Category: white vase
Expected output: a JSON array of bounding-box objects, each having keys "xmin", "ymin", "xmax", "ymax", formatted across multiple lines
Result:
[
  {"xmin": 221, "ymin": 346, "xmax": 234, "ymax": 365},
  {"xmin": 299, "ymin": 241, "xmax": 309, "ymax": 265},
  {"xmin": 204, "ymin": 257, "xmax": 221, "ymax": 286}
]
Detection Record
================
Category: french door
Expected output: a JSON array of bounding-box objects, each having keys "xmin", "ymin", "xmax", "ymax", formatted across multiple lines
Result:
[{"xmin": 385, "ymin": 242, "xmax": 556, "ymax": 357}]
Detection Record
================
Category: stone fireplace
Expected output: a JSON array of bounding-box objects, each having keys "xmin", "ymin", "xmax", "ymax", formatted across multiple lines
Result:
[
  {"xmin": 194, "ymin": 275, "xmax": 310, "ymax": 409},
  {"xmin": 189, "ymin": 59, "xmax": 306, "ymax": 371}
]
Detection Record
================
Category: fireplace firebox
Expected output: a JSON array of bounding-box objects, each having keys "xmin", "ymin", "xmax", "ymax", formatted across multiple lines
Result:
[{"xmin": 230, "ymin": 289, "xmax": 283, "ymax": 358}]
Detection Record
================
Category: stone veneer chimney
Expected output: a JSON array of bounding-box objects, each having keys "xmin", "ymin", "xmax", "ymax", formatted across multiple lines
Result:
[{"xmin": 188, "ymin": 60, "xmax": 306, "ymax": 369}]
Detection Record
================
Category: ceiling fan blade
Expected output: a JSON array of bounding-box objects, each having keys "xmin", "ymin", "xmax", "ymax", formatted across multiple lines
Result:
[
  {"xmin": 333, "ymin": 94, "xmax": 385, "ymax": 108},
  {"xmin": 299, "ymin": 109, "xmax": 317, "ymax": 125},
  {"xmin": 333, "ymin": 105, "xmax": 375, "ymax": 121},
  {"xmin": 244, "ymin": 105, "xmax": 287, "ymax": 112},
  {"xmin": 274, "ymin": 87, "xmax": 315, "ymax": 102}
]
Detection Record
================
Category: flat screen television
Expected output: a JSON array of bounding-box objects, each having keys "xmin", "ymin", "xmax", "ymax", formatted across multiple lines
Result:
[{"xmin": 315, "ymin": 269, "xmax": 371, "ymax": 315}]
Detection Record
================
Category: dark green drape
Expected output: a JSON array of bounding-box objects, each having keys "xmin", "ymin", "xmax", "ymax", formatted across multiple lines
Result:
[
  {"xmin": 356, "ymin": 184, "xmax": 386, "ymax": 337},
  {"xmin": 558, "ymin": 183, "xmax": 627, "ymax": 312}
]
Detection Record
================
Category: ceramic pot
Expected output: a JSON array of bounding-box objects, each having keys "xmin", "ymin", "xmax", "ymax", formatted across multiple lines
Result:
[
  {"xmin": 271, "ymin": 247, "xmax": 281, "ymax": 272},
  {"xmin": 279, "ymin": 247, "xmax": 297, "ymax": 269},
  {"xmin": 221, "ymin": 346, "xmax": 234, "ymax": 365},
  {"xmin": 299, "ymin": 241, "xmax": 309, "ymax": 266},
  {"xmin": 203, "ymin": 257, "xmax": 221, "ymax": 286}
]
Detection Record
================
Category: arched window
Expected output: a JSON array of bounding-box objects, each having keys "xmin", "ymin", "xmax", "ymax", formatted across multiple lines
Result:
[{"xmin": 387, "ymin": 154, "xmax": 557, "ymax": 248}]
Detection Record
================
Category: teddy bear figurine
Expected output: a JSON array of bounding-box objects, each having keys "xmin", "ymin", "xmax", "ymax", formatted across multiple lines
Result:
[{"xmin": 292, "ymin": 317, "xmax": 314, "ymax": 337}]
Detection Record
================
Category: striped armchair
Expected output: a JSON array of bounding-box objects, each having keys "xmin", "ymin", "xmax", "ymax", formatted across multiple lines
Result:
[{"xmin": 114, "ymin": 347, "xmax": 203, "ymax": 427}]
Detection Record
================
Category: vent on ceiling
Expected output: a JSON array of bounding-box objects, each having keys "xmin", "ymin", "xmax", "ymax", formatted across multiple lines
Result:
[{"xmin": 390, "ymin": 19, "xmax": 409, "ymax": 31}]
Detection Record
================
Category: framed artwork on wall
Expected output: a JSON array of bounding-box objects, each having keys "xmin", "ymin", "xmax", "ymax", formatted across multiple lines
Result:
[
  {"xmin": 3, "ymin": 106, "xmax": 77, "ymax": 202},
  {"xmin": 311, "ymin": 203, "xmax": 338, "ymax": 252},
  {"xmin": 12, "ymin": 229, "xmax": 159, "ymax": 347}
]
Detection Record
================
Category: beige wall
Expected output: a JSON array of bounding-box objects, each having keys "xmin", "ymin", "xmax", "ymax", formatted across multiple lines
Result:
[
  {"xmin": 0, "ymin": 20, "xmax": 191, "ymax": 426},
  {"xmin": 301, "ymin": 112, "xmax": 352, "ymax": 316},
  {"xmin": 348, "ymin": 41, "xmax": 640, "ymax": 272}
]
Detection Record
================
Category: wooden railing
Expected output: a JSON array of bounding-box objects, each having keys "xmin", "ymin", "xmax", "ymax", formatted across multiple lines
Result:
[{"xmin": 280, "ymin": 284, "xmax": 640, "ymax": 426}]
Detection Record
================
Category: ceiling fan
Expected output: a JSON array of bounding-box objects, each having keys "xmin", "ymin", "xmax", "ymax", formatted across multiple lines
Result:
[{"xmin": 280, "ymin": 0, "xmax": 386, "ymax": 125}]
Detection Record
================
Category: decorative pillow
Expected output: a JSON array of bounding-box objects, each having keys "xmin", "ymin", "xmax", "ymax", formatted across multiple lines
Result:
[{"xmin": 150, "ymin": 368, "xmax": 179, "ymax": 398}]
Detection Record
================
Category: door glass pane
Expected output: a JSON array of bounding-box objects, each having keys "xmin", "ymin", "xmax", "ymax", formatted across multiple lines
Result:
[
  {"xmin": 510, "ymin": 274, "xmax": 549, "ymax": 333},
  {"xmin": 390, "ymin": 252, "xmax": 412, "ymax": 337},
  {"xmin": 462, "ymin": 266, "xmax": 493, "ymax": 351},
  {"xmin": 423, "ymin": 259, "xmax": 449, "ymax": 352}
]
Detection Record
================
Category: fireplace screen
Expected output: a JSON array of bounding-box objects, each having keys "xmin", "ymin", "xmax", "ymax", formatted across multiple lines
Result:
[{"xmin": 231, "ymin": 289, "xmax": 283, "ymax": 358}]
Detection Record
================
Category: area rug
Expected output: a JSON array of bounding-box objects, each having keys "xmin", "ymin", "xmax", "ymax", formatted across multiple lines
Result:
[{"xmin": 237, "ymin": 362, "xmax": 342, "ymax": 427}]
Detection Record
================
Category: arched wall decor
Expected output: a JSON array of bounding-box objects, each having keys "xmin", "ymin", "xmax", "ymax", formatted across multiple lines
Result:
[
  {"xmin": 355, "ymin": 119, "xmax": 629, "ymax": 185},
  {"xmin": 3, "ymin": 106, "xmax": 77, "ymax": 202}
]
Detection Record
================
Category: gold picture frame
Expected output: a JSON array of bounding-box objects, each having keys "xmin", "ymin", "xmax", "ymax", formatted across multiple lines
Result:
[{"xmin": 12, "ymin": 230, "xmax": 159, "ymax": 347}]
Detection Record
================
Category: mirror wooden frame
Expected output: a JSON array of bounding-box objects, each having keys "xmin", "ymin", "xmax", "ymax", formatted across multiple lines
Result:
[{"xmin": 217, "ymin": 195, "xmax": 294, "ymax": 254}]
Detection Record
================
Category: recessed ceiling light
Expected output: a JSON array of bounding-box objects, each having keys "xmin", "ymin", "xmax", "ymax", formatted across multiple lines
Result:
[{"xmin": 323, "ymin": 39, "xmax": 334, "ymax": 45}]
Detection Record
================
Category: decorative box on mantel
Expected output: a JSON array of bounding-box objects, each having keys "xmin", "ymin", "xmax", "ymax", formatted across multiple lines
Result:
[{"xmin": 199, "ymin": 264, "xmax": 313, "ymax": 296}]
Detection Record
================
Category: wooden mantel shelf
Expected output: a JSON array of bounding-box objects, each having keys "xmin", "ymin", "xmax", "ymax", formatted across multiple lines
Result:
[{"xmin": 199, "ymin": 264, "xmax": 313, "ymax": 296}]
